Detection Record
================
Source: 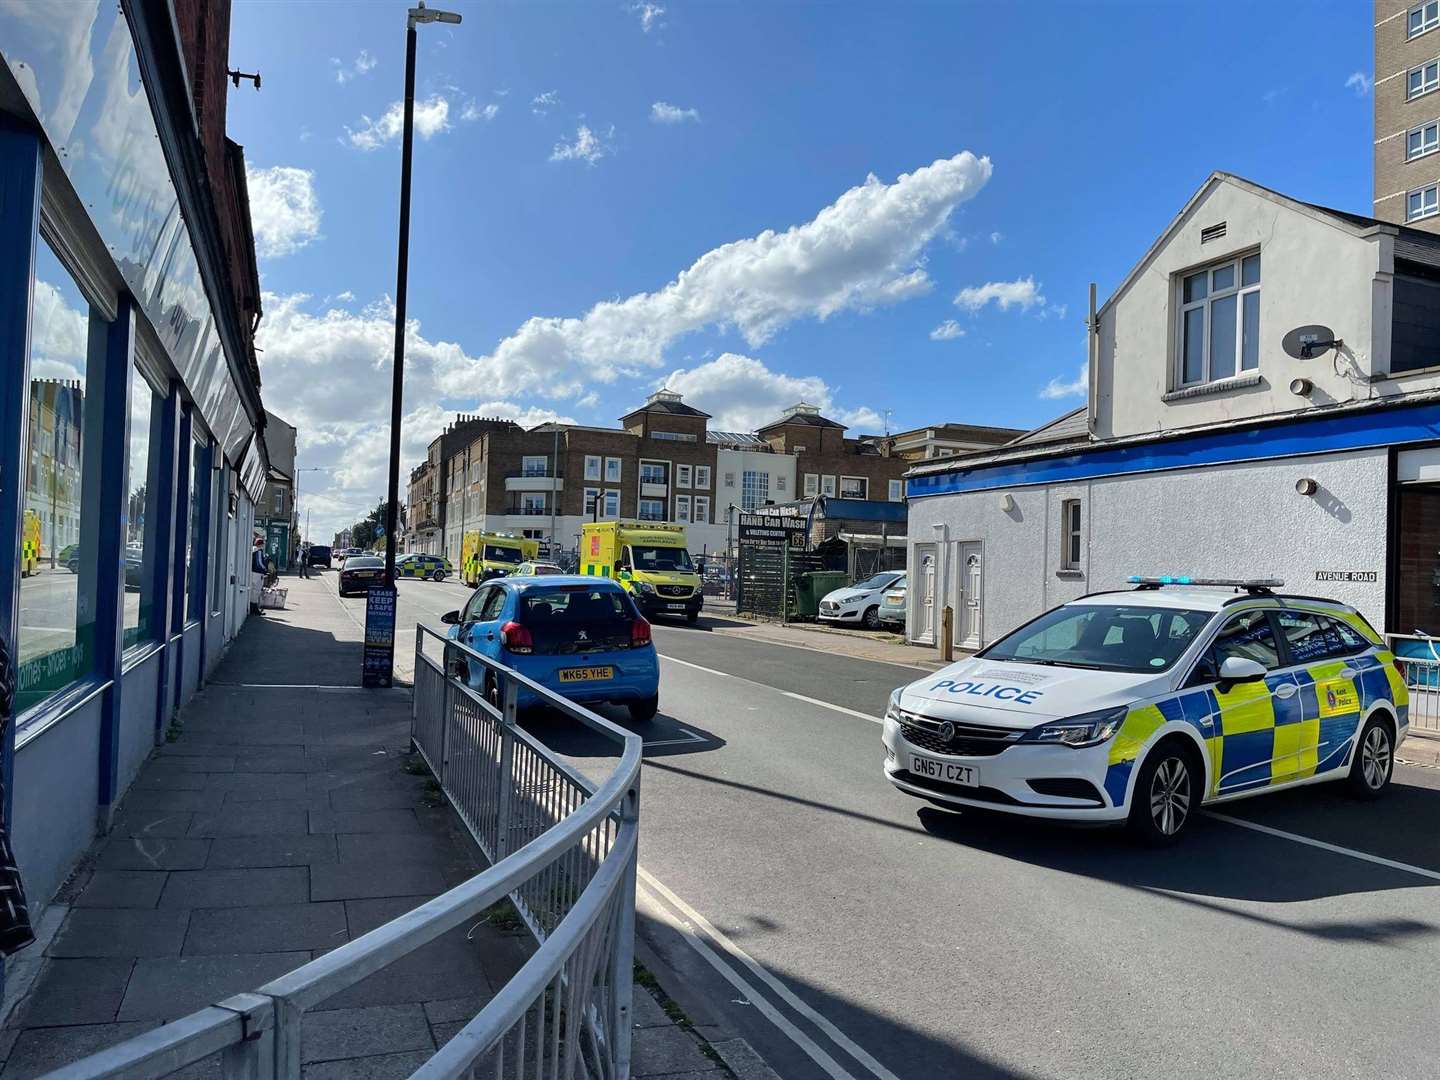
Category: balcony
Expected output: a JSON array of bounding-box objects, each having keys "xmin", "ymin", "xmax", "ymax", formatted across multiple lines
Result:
[{"xmin": 505, "ymin": 475, "xmax": 564, "ymax": 493}]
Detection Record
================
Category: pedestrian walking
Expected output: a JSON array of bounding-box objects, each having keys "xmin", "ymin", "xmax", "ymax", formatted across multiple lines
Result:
[
  {"xmin": 298, "ymin": 542, "xmax": 309, "ymax": 580},
  {"xmin": 251, "ymin": 536, "xmax": 267, "ymax": 615},
  {"xmin": 0, "ymin": 636, "xmax": 35, "ymax": 957}
]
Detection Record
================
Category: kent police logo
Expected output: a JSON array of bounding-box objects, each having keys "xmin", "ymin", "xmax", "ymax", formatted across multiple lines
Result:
[{"xmin": 1326, "ymin": 687, "xmax": 1338, "ymax": 709}]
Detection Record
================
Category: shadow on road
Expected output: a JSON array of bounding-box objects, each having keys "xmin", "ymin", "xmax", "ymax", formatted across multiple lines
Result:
[
  {"xmin": 520, "ymin": 707, "xmax": 726, "ymax": 761},
  {"xmin": 915, "ymin": 796, "xmax": 1440, "ymax": 939}
]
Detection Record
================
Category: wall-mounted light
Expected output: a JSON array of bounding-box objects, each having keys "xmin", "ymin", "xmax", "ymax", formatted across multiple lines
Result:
[
  {"xmin": 1289, "ymin": 377, "xmax": 1313, "ymax": 397},
  {"xmin": 1295, "ymin": 477, "xmax": 1318, "ymax": 496},
  {"xmin": 999, "ymin": 493, "xmax": 1015, "ymax": 512}
]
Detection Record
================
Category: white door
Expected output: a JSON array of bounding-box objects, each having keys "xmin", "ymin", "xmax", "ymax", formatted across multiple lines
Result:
[
  {"xmin": 913, "ymin": 544, "xmax": 937, "ymax": 644},
  {"xmin": 958, "ymin": 543, "xmax": 983, "ymax": 649}
]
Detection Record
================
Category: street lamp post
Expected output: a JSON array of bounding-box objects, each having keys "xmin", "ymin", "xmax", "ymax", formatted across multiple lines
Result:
[
  {"xmin": 382, "ymin": 0, "xmax": 460, "ymax": 590},
  {"xmin": 371, "ymin": 0, "xmax": 459, "ymax": 690}
]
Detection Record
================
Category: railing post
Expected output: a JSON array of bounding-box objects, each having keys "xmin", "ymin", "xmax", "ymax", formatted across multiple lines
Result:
[
  {"xmin": 438, "ymin": 639, "xmax": 454, "ymax": 787},
  {"xmin": 610, "ymin": 772, "xmax": 641, "ymax": 1078},
  {"xmin": 272, "ymin": 998, "xmax": 302, "ymax": 1079},
  {"xmin": 495, "ymin": 672, "xmax": 518, "ymax": 859},
  {"xmin": 412, "ymin": 624, "xmax": 423, "ymax": 733}
]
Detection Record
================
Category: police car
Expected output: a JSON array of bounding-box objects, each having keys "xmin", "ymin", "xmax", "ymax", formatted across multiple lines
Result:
[
  {"xmin": 882, "ymin": 578, "xmax": 1409, "ymax": 844},
  {"xmin": 394, "ymin": 553, "xmax": 453, "ymax": 582}
]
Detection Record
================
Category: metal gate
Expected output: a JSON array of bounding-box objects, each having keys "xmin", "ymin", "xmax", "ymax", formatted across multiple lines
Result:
[{"xmin": 736, "ymin": 544, "xmax": 824, "ymax": 619}]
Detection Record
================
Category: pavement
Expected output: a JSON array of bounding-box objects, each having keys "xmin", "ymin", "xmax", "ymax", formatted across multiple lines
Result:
[{"xmin": 0, "ymin": 574, "xmax": 738, "ymax": 1079}]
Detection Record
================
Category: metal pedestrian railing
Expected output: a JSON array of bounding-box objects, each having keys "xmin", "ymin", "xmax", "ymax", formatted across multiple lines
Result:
[
  {"xmin": 1386, "ymin": 633, "xmax": 1440, "ymax": 736},
  {"xmin": 45, "ymin": 626, "xmax": 642, "ymax": 1079}
]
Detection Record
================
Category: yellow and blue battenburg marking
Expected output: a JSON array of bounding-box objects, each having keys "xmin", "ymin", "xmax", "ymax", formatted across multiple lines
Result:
[{"xmin": 1102, "ymin": 653, "xmax": 1405, "ymax": 809}]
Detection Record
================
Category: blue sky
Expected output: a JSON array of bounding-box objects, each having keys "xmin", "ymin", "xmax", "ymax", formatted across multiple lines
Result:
[{"xmin": 226, "ymin": 0, "xmax": 1374, "ymax": 537}]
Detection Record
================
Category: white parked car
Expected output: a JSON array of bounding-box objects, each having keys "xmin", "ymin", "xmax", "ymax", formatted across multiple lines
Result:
[{"xmin": 818, "ymin": 572, "xmax": 905, "ymax": 630}]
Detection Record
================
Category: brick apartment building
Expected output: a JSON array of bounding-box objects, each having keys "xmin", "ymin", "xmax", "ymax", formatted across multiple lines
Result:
[
  {"xmin": 410, "ymin": 390, "xmax": 992, "ymax": 562},
  {"xmin": 1375, "ymin": 0, "xmax": 1440, "ymax": 231}
]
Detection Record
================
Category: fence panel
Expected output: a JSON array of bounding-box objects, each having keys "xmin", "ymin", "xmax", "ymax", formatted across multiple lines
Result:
[{"xmin": 1386, "ymin": 634, "xmax": 1440, "ymax": 736}]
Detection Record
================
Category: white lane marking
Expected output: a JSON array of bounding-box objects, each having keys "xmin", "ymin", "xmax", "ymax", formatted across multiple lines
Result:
[
  {"xmin": 1207, "ymin": 812, "xmax": 1440, "ymax": 884},
  {"xmin": 640, "ymin": 867, "xmax": 903, "ymax": 1080},
  {"xmin": 637, "ymin": 878, "xmax": 858, "ymax": 1080},
  {"xmin": 643, "ymin": 727, "xmax": 709, "ymax": 749},
  {"xmin": 782, "ymin": 692, "xmax": 884, "ymax": 726},
  {"xmin": 662, "ymin": 655, "xmax": 887, "ymax": 727},
  {"xmin": 671, "ymin": 623, "xmax": 938, "ymax": 673}
]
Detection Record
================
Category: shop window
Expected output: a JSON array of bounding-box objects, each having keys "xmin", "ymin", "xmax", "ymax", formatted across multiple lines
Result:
[
  {"xmin": 186, "ymin": 438, "xmax": 206, "ymax": 622},
  {"xmin": 17, "ymin": 240, "xmax": 98, "ymax": 714},
  {"xmin": 124, "ymin": 366, "xmax": 162, "ymax": 648}
]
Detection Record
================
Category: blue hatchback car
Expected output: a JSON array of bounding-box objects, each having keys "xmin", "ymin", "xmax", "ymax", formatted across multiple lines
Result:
[{"xmin": 442, "ymin": 575, "xmax": 661, "ymax": 721}]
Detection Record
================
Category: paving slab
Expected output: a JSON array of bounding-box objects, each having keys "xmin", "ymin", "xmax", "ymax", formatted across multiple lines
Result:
[
  {"xmin": 187, "ymin": 804, "xmax": 311, "ymax": 838},
  {"xmin": 117, "ymin": 788, "xmax": 227, "ymax": 812},
  {"xmin": 215, "ymin": 774, "xmax": 315, "ymax": 802},
  {"xmin": 309, "ymin": 809, "xmax": 423, "ymax": 835},
  {"xmin": 631, "ymin": 1025, "xmax": 725, "ymax": 1077},
  {"xmin": 117, "ymin": 953, "xmax": 311, "ymax": 1021},
  {"xmin": 184, "ymin": 902, "xmax": 347, "ymax": 956},
  {"xmin": 336, "ymin": 832, "xmax": 460, "ymax": 867},
  {"xmin": 95, "ymin": 837, "xmax": 211, "ymax": 872},
  {"xmin": 300, "ymin": 1004, "xmax": 433, "ymax": 1064},
  {"xmin": 309, "ymin": 862, "xmax": 444, "ymax": 902},
  {"xmin": 159, "ymin": 867, "xmax": 309, "ymax": 909},
  {"xmin": 51, "ymin": 909, "xmax": 191, "ymax": 959},
  {"xmin": 73, "ymin": 870, "xmax": 169, "ymax": 909},
  {"xmin": 204, "ymin": 834, "xmax": 337, "ymax": 869},
  {"xmin": 300, "ymin": 1050, "xmax": 431, "ymax": 1080},
  {"xmin": 11, "ymin": 958, "xmax": 134, "ymax": 1027},
  {"xmin": 0, "ymin": 1021, "xmax": 160, "ymax": 1078},
  {"xmin": 107, "ymin": 810, "xmax": 195, "ymax": 838}
]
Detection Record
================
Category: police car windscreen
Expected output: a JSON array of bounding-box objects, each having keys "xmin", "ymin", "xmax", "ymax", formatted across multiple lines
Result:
[
  {"xmin": 520, "ymin": 586, "xmax": 634, "ymax": 655},
  {"xmin": 485, "ymin": 545, "xmax": 523, "ymax": 563},
  {"xmin": 982, "ymin": 605, "xmax": 1212, "ymax": 673},
  {"xmin": 630, "ymin": 546, "xmax": 693, "ymax": 572}
]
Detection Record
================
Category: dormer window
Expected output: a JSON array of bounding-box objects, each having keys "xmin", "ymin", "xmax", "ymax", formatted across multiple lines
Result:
[{"xmin": 1177, "ymin": 252, "xmax": 1261, "ymax": 388}]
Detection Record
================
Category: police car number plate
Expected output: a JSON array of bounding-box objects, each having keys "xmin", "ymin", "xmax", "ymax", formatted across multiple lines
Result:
[
  {"xmin": 558, "ymin": 666, "xmax": 614, "ymax": 683},
  {"xmin": 909, "ymin": 753, "xmax": 978, "ymax": 787}
]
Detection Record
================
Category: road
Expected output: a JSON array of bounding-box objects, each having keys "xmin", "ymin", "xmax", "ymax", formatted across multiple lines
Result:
[{"xmin": 320, "ymin": 568, "xmax": 1440, "ymax": 1079}]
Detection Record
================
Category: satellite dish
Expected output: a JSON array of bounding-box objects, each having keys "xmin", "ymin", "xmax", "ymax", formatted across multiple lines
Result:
[{"xmin": 1282, "ymin": 325, "xmax": 1339, "ymax": 360}]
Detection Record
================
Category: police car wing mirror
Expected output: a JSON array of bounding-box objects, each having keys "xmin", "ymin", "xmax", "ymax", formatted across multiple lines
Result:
[
  {"xmin": 1218, "ymin": 656, "xmax": 1267, "ymax": 683},
  {"xmin": 441, "ymin": 610, "xmax": 461, "ymax": 625}
]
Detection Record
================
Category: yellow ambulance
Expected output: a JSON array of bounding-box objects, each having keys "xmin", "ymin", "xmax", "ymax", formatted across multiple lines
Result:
[
  {"xmin": 460, "ymin": 532, "xmax": 539, "ymax": 586},
  {"xmin": 581, "ymin": 520, "xmax": 702, "ymax": 622}
]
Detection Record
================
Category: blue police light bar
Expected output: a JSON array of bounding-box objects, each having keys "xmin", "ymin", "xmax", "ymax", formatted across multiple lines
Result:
[{"xmin": 1127, "ymin": 575, "xmax": 1284, "ymax": 590}]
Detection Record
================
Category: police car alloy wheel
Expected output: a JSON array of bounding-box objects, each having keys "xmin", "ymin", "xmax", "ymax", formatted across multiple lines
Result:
[
  {"xmin": 1129, "ymin": 743, "xmax": 1198, "ymax": 844},
  {"xmin": 1347, "ymin": 717, "xmax": 1393, "ymax": 800},
  {"xmin": 431, "ymin": 568, "xmax": 446, "ymax": 582}
]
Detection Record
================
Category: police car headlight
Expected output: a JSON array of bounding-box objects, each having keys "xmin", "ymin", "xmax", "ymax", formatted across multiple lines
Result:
[
  {"xmin": 1021, "ymin": 707, "xmax": 1127, "ymax": 748},
  {"xmin": 885, "ymin": 689, "xmax": 904, "ymax": 722}
]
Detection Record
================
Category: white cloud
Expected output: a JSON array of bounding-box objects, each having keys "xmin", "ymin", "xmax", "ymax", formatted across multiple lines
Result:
[
  {"xmin": 462, "ymin": 100, "xmax": 499, "ymax": 122},
  {"xmin": 651, "ymin": 101, "xmax": 699, "ymax": 124},
  {"xmin": 1040, "ymin": 361, "xmax": 1088, "ymax": 400},
  {"xmin": 31, "ymin": 278, "xmax": 89, "ymax": 379},
  {"xmin": 550, "ymin": 124, "xmax": 613, "ymax": 165},
  {"xmin": 531, "ymin": 90, "xmax": 558, "ymax": 115},
  {"xmin": 631, "ymin": 2, "xmax": 665, "ymax": 33},
  {"xmin": 661, "ymin": 353, "xmax": 880, "ymax": 433},
  {"xmin": 331, "ymin": 49, "xmax": 376, "ymax": 85},
  {"xmin": 478, "ymin": 151, "xmax": 991, "ymax": 398},
  {"xmin": 255, "ymin": 291, "xmax": 574, "ymax": 540},
  {"xmin": 245, "ymin": 165, "xmax": 322, "ymax": 259},
  {"xmin": 346, "ymin": 95, "xmax": 451, "ymax": 150},
  {"xmin": 989, "ymin": 230, "xmax": 1003, "ymax": 245},
  {"xmin": 929, "ymin": 319, "xmax": 964, "ymax": 341},
  {"xmin": 1345, "ymin": 71, "xmax": 1373, "ymax": 97},
  {"xmin": 954, "ymin": 276, "xmax": 1045, "ymax": 313}
]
